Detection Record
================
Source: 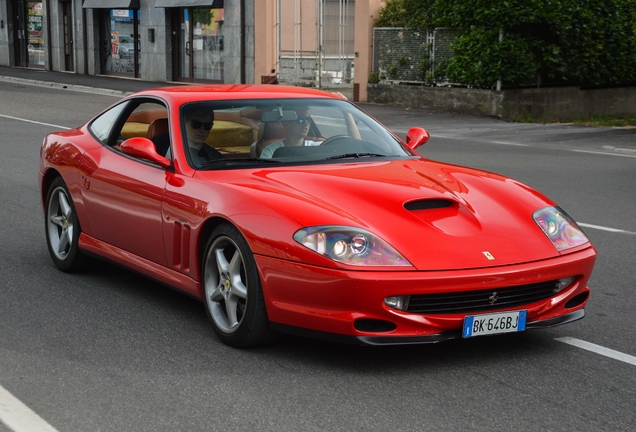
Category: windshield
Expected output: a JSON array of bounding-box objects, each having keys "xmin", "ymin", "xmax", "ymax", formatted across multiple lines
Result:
[{"xmin": 178, "ymin": 98, "xmax": 415, "ymax": 169}]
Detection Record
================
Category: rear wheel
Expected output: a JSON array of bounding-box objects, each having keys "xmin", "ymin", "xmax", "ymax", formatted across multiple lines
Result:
[
  {"xmin": 202, "ymin": 223, "xmax": 275, "ymax": 347},
  {"xmin": 45, "ymin": 177, "xmax": 92, "ymax": 272}
]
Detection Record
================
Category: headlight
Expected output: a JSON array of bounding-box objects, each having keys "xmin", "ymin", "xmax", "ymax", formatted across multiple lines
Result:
[
  {"xmin": 293, "ymin": 226, "xmax": 412, "ymax": 266},
  {"xmin": 533, "ymin": 207, "xmax": 589, "ymax": 252}
]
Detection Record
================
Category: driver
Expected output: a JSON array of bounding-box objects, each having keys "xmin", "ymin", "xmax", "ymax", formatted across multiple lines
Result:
[
  {"xmin": 184, "ymin": 109, "xmax": 223, "ymax": 167},
  {"xmin": 260, "ymin": 108, "xmax": 322, "ymax": 158}
]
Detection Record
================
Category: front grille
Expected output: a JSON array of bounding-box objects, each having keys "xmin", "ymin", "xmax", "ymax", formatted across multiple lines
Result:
[{"xmin": 407, "ymin": 280, "xmax": 560, "ymax": 314}]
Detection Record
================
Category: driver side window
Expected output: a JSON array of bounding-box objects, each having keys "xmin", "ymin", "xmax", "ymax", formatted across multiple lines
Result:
[{"xmin": 89, "ymin": 101, "xmax": 130, "ymax": 144}]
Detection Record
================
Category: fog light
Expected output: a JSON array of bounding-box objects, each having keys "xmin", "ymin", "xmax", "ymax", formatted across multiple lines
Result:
[
  {"xmin": 554, "ymin": 277, "xmax": 576, "ymax": 293},
  {"xmin": 385, "ymin": 295, "xmax": 410, "ymax": 311}
]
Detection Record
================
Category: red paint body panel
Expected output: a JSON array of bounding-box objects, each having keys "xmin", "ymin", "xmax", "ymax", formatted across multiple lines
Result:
[
  {"xmin": 38, "ymin": 85, "xmax": 596, "ymax": 344},
  {"xmin": 256, "ymin": 247, "xmax": 596, "ymax": 336}
]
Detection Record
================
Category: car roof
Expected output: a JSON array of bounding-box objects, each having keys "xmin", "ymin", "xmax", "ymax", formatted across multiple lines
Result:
[{"xmin": 132, "ymin": 84, "xmax": 345, "ymax": 105}]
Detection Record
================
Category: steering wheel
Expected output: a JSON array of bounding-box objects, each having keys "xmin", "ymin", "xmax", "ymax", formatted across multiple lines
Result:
[{"xmin": 320, "ymin": 134, "xmax": 352, "ymax": 146}]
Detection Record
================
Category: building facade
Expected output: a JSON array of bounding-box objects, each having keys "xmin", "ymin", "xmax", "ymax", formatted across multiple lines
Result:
[{"xmin": 0, "ymin": 0, "xmax": 381, "ymax": 100}]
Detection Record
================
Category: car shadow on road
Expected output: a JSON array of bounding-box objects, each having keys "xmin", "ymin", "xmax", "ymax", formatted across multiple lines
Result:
[{"xmin": 45, "ymin": 261, "xmax": 569, "ymax": 376}]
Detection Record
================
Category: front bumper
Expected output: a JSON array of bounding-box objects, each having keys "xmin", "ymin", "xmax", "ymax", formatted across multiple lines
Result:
[
  {"xmin": 271, "ymin": 309, "xmax": 586, "ymax": 346},
  {"xmin": 257, "ymin": 246, "xmax": 596, "ymax": 343}
]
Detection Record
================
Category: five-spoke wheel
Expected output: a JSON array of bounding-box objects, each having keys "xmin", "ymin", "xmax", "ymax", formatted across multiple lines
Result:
[
  {"xmin": 45, "ymin": 177, "xmax": 91, "ymax": 272},
  {"xmin": 202, "ymin": 223, "xmax": 275, "ymax": 347}
]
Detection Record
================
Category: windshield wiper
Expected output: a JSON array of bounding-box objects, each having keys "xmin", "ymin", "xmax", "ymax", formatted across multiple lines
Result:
[
  {"xmin": 199, "ymin": 158, "xmax": 284, "ymax": 167},
  {"xmin": 326, "ymin": 153, "xmax": 388, "ymax": 160}
]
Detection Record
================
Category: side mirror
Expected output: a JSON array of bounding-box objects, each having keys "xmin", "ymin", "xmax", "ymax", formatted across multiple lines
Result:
[
  {"xmin": 120, "ymin": 137, "xmax": 171, "ymax": 169},
  {"xmin": 405, "ymin": 127, "xmax": 430, "ymax": 150}
]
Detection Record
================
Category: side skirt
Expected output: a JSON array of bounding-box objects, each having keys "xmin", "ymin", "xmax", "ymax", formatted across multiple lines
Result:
[{"xmin": 79, "ymin": 233, "xmax": 203, "ymax": 299}]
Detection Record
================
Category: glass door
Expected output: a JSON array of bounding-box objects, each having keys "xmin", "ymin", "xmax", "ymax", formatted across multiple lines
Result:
[
  {"xmin": 100, "ymin": 8, "xmax": 140, "ymax": 77},
  {"xmin": 174, "ymin": 7, "xmax": 224, "ymax": 83},
  {"xmin": 26, "ymin": 1, "xmax": 45, "ymax": 68}
]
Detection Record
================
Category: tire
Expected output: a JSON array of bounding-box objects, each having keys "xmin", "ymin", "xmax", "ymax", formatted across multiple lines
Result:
[
  {"xmin": 202, "ymin": 223, "xmax": 276, "ymax": 347},
  {"xmin": 45, "ymin": 177, "xmax": 92, "ymax": 272}
]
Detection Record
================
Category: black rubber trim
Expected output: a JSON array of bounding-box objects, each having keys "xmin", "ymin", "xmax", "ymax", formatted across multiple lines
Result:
[
  {"xmin": 525, "ymin": 308, "xmax": 585, "ymax": 329},
  {"xmin": 270, "ymin": 309, "xmax": 585, "ymax": 346}
]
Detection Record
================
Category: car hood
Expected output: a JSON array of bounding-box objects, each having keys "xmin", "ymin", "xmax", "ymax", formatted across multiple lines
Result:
[{"xmin": 230, "ymin": 159, "xmax": 562, "ymax": 271}]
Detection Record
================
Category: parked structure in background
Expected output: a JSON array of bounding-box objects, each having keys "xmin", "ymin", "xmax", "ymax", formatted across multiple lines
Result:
[{"xmin": 0, "ymin": 0, "xmax": 383, "ymax": 101}]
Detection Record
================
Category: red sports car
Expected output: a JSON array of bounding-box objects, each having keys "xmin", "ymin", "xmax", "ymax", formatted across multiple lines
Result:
[{"xmin": 39, "ymin": 85, "xmax": 596, "ymax": 347}]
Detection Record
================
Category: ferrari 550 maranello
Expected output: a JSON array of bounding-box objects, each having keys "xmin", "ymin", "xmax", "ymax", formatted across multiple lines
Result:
[{"xmin": 39, "ymin": 85, "xmax": 596, "ymax": 347}]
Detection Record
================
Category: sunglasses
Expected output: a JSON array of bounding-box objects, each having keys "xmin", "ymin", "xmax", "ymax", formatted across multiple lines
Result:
[
  {"xmin": 287, "ymin": 117, "xmax": 311, "ymax": 125},
  {"xmin": 189, "ymin": 120, "xmax": 213, "ymax": 130}
]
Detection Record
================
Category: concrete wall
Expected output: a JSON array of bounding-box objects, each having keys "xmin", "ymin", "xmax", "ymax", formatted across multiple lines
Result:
[
  {"xmin": 48, "ymin": 1, "xmax": 62, "ymax": 72},
  {"xmin": 353, "ymin": 0, "xmax": 382, "ymax": 102},
  {"xmin": 253, "ymin": 0, "xmax": 276, "ymax": 83},
  {"xmin": 224, "ymin": 1, "xmax": 254, "ymax": 84},
  {"xmin": 139, "ymin": 2, "xmax": 169, "ymax": 82},
  {"xmin": 0, "ymin": 1, "xmax": 9, "ymax": 66},
  {"xmin": 368, "ymin": 84, "xmax": 636, "ymax": 121},
  {"xmin": 503, "ymin": 86, "xmax": 636, "ymax": 121},
  {"xmin": 368, "ymin": 84, "xmax": 502, "ymax": 117}
]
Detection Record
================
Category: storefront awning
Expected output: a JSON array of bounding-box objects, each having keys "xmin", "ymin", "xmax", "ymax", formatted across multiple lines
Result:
[
  {"xmin": 155, "ymin": 0, "xmax": 224, "ymax": 7},
  {"xmin": 83, "ymin": 0, "xmax": 140, "ymax": 8}
]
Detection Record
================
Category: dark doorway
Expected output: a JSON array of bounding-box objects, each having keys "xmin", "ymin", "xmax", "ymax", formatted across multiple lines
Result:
[
  {"xmin": 62, "ymin": 1, "xmax": 74, "ymax": 71},
  {"xmin": 12, "ymin": 0, "xmax": 27, "ymax": 67}
]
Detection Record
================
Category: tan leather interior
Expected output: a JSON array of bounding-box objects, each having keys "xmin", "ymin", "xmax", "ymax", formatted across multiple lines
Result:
[
  {"xmin": 252, "ymin": 122, "xmax": 287, "ymax": 157},
  {"xmin": 146, "ymin": 118, "xmax": 169, "ymax": 138}
]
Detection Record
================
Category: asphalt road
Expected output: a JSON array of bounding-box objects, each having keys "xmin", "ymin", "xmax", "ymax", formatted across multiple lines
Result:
[{"xmin": 0, "ymin": 80, "xmax": 635, "ymax": 432}]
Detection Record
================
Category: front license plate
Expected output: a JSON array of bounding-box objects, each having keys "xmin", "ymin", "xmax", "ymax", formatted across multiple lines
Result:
[{"xmin": 463, "ymin": 310, "xmax": 527, "ymax": 338}]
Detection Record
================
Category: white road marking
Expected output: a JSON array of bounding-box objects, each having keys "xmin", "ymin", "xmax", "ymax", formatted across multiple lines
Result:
[
  {"xmin": 427, "ymin": 133, "xmax": 636, "ymax": 157},
  {"xmin": 572, "ymin": 149, "xmax": 636, "ymax": 158},
  {"xmin": 0, "ymin": 114, "xmax": 69, "ymax": 130},
  {"xmin": 556, "ymin": 337, "xmax": 636, "ymax": 367},
  {"xmin": 578, "ymin": 223, "xmax": 636, "ymax": 235},
  {"xmin": 432, "ymin": 134, "xmax": 531, "ymax": 146},
  {"xmin": 0, "ymin": 384, "xmax": 59, "ymax": 432},
  {"xmin": 488, "ymin": 140, "xmax": 531, "ymax": 147}
]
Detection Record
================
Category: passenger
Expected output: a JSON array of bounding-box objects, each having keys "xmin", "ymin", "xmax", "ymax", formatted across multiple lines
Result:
[
  {"xmin": 184, "ymin": 109, "xmax": 222, "ymax": 166},
  {"xmin": 260, "ymin": 108, "xmax": 322, "ymax": 158}
]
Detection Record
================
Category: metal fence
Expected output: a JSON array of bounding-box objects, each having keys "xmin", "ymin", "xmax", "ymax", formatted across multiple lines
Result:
[
  {"xmin": 277, "ymin": 0, "xmax": 355, "ymax": 90},
  {"xmin": 372, "ymin": 27, "xmax": 457, "ymax": 84}
]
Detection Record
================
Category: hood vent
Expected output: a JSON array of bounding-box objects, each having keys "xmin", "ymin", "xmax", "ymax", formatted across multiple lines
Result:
[{"xmin": 404, "ymin": 199, "xmax": 454, "ymax": 211}]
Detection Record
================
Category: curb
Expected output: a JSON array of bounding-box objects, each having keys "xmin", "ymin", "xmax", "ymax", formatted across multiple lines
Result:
[{"xmin": 0, "ymin": 75, "xmax": 132, "ymax": 97}]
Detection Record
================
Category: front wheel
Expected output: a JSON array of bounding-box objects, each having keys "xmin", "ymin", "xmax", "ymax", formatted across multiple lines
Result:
[
  {"xmin": 202, "ymin": 223, "xmax": 275, "ymax": 347},
  {"xmin": 45, "ymin": 177, "xmax": 93, "ymax": 272}
]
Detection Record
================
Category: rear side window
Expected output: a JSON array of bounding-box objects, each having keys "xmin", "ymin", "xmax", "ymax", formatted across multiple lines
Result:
[{"xmin": 89, "ymin": 101, "xmax": 129, "ymax": 144}]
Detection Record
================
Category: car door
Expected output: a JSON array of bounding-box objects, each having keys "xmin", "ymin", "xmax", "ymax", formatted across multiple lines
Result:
[{"xmin": 80, "ymin": 98, "xmax": 170, "ymax": 266}]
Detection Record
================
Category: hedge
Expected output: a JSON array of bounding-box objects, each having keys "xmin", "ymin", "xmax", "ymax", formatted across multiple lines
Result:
[{"xmin": 376, "ymin": 0, "xmax": 636, "ymax": 88}]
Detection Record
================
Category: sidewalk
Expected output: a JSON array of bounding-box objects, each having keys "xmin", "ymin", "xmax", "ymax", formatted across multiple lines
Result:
[{"xmin": 0, "ymin": 66, "xmax": 175, "ymax": 95}]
